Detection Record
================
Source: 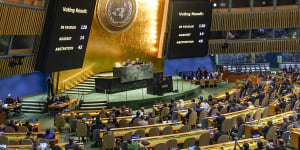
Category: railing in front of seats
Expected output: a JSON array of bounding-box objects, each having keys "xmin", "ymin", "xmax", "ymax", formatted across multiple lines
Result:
[{"xmin": 0, "ymin": 0, "xmax": 46, "ymax": 9}]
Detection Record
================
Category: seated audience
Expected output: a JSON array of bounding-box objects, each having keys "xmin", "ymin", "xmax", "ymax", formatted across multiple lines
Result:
[
  {"xmin": 23, "ymin": 120, "xmax": 33, "ymax": 132},
  {"xmin": 43, "ymin": 129, "xmax": 55, "ymax": 139},
  {"xmin": 215, "ymin": 112, "xmax": 225, "ymax": 129},
  {"xmin": 128, "ymin": 139, "xmax": 139, "ymax": 150},
  {"xmin": 49, "ymin": 139, "xmax": 62, "ymax": 150},
  {"xmin": 65, "ymin": 137, "xmax": 80, "ymax": 150},
  {"xmin": 213, "ymin": 126, "xmax": 226, "ymax": 142},
  {"xmin": 261, "ymin": 120, "xmax": 273, "ymax": 138},
  {"xmin": 137, "ymin": 116, "xmax": 148, "ymax": 126}
]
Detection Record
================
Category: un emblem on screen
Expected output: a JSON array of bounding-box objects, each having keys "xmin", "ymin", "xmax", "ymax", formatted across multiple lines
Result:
[{"xmin": 97, "ymin": 0, "xmax": 138, "ymax": 33}]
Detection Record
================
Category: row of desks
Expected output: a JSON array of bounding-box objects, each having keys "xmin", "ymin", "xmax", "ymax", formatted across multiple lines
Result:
[
  {"xmin": 99, "ymin": 122, "xmax": 183, "ymax": 138},
  {"xmin": 4, "ymin": 142, "xmax": 84, "ymax": 150},
  {"xmin": 245, "ymin": 111, "xmax": 296, "ymax": 138},
  {"xmin": 133, "ymin": 129, "xmax": 216, "ymax": 148},
  {"xmin": 0, "ymin": 131, "xmax": 61, "ymax": 143}
]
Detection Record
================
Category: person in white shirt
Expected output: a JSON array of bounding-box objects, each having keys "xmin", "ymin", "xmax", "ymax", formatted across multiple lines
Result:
[
  {"xmin": 200, "ymin": 100, "xmax": 209, "ymax": 109},
  {"xmin": 137, "ymin": 116, "xmax": 148, "ymax": 126},
  {"xmin": 248, "ymin": 102, "xmax": 254, "ymax": 109},
  {"xmin": 179, "ymin": 99, "xmax": 185, "ymax": 109}
]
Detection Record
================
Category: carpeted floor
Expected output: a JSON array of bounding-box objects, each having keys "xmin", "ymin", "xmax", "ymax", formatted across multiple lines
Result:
[{"xmin": 10, "ymin": 82, "xmax": 235, "ymax": 150}]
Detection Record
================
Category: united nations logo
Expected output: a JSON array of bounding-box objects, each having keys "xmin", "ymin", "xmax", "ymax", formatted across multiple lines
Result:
[{"xmin": 97, "ymin": 0, "xmax": 138, "ymax": 33}]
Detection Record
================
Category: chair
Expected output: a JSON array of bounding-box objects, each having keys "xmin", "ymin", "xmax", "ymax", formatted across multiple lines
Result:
[
  {"xmin": 220, "ymin": 107, "xmax": 227, "ymax": 114},
  {"xmin": 135, "ymin": 129, "xmax": 145, "ymax": 137},
  {"xmin": 199, "ymin": 132, "xmax": 210, "ymax": 146},
  {"xmin": 198, "ymin": 110, "xmax": 208, "ymax": 124},
  {"xmin": 162, "ymin": 126, "xmax": 173, "ymax": 135},
  {"xmin": 8, "ymin": 140, "xmax": 19, "ymax": 145},
  {"xmin": 5, "ymin": 126, "xmax": 15, "ymax": 133},
  {"xmin": 209, "ymin": 79, "xmax": 215, "ymax": 88},
  {"xmin": 217, "ymin": 135, "xmax": 229, "ymax": 143},
  {"xmin": 188, "ymin": 112, "xmax": 197, "ymax": 128},
  {"xmin": 154, "ymin": 143, "xmax": 167, "ymax": 150},
  {"xmin": 183, "ymin": 137, "xmax": 196, "ymax": 148},
  {"xmin": 133, "ymin": 118, "xmax": 141, "ymax": 126},
  {"xmin": 148, "ymin": 118, "xmax": 156, "ymax": 125},
  {"xmin": 39, "ymin": 139, "xmax": 49, "ymax": 144},
  {"xmin": 235, "ymin": 124, "xmax": 246, "ymax": 139},
  {"xmin": 262, "ymin": 107, "xmax": 269, "ymax": 118},
  {"xmin": 284, "ymin": 104, "xmax": 291, "ymax": 112},
  {"xmin": 118, "ymin": 119, "xmax": 129, "ymax": 128},
  {"xmin": 21, "ymin": 139, "xmax": 33, "ymax": 145},
  {"xmin": 254, "ymin": 99, "xmax": 260, "ymax": 106},
  {"xmin": 261, "ymin": 96, "xmax": 269, "ymax": 107},
  {"xmin": 200, "ymin": 79, "xmax": 206, "ymax": 88},
  {"xmin": 269, "ymin": 91, "xmax": 276, "ymax": 101},
  {"xmin": 210, "ymin": 109, "xmax": 218, "ymax": 116},
  {"xmin": 184, "ymin": 104, "xmax": 191, "ymax": 109},
  {"xmin": 253, "ymin": 109, "xmax": 262, "ymax": 120},
  {"xmin": 54, "ymin": 116, "xmax": 66, "ymax": 131},
  {"xmin": 0, "ymin": 136, "xmax": 8, "ymax": 145},
  {"xmin": 282, "ymin": 131, "xmax": 290, "ymax": 144},
  {"xmin": 149, "ymin": 127, "xmax": 160, "ymax": 137},
  {"xmin": 92, "ymin": 129, "xmax": 101, "ymax": 146},
  {"xmin": 166, "ymin": 139, "xmax": 177, "ymax": 149},
  {"xmin": 221, "ymin": 119, "xmax": 232, "ymax": 132},
  {"xmin": 266, "ymin": 126, "xmax": 277, "ymax": 141},
  {"xmin": 123, "ymin": 132, "xmax": 132, "ymax": 141},
  {"xmin": 76, "ymin": 123, "xmax": 88, "ymax": 142},
  {"xmin": 18, "ymin": 126, "xmax": 28, "ymax": 132},
  {"xmin": 70, "ymin": 118, "xmax": 78, "ymax": 132},
  {"xmin": 179, "ymin": 125, "xmax": 190, "ymax": 133},
  {"xmin": 103, "ymin": 134, "xmax": 115, "ymax": 150},
  {"xmin": 160, "ymin": 107, "xmax": 170, "ymax": 122}
]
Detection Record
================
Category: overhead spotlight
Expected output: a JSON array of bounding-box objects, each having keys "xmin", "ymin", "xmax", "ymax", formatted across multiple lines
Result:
[{"xmin": 213, "ymin": 3, "xmax": 217, "ymax": 7}]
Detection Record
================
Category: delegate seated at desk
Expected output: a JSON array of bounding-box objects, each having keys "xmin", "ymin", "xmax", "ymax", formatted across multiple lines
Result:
[
  {"xmin": 5, "ymin": 94, "xmax": 15, "ymax": 104},
  {"xmin": 124, "ymin": 58, "xmax": 141, "ymax": 66}
]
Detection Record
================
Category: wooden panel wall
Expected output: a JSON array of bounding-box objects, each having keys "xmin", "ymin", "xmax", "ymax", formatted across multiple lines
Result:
[
  {"xmin": 0, "ymin": 3, "xmax": 45, "ymax": 35},
  {"xmin": 0, "ymin": 3, "xmax": 46, "ymax": 78},
  {"xmin": 211, "ymin": 10, "xmax": 300, "ymax": 31},
  {"xmin": 208, "ymin": 40, "xmax": 300, "ymax": 54}
]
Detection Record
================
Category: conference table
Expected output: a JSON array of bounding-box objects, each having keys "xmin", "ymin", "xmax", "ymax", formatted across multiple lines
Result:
[
  {"xmin": 99, "ymin": 122, "xmax": 183, "ymax": 138},
  {"xmin": 189, "ymin": 137, "xmax": 267, "ymax": 150},
  {"xmin": 0, "ymin": 131, "xmax": 61, "ymax": 143},
  {"xmin": 206, "ymin": 107, "xmax": 261, "ymax": 127},
  {"xmin": 244, "ymin": 111, "xmax": 296, "ymax": 138},
  {"xmin": 15, "ymin": 121, "xmax": 41, "ymax": 132},
  {"xmin": 48, "ymin": 99, "xmax": 79, "ymax": 114},
  {"xmin": 133, "ymin": 129, "xmax": 216, "ymax": 148},
  {"xmin": 268, "ymin": 93, "xmax": 292, "ymax": 115},
  {"xmin": 3, "ymin": 103, "xmax": 22, "ymax": 110},
  {"xmin": 5, "ymin": 142, "xmax": 84, "ymax": 150},
  {"xmin": 212, "ymin": 88, "xmax": 236, "ymax": 103},
  {"xmin": 62, "ymin": 108, "xmax": 132, "ymax": 118}
]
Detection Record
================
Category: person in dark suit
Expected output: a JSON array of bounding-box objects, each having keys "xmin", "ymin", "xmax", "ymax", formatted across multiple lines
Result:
[
  {"xmin": 194, "ymin": 105, "xmax": 204, "ymax": 117},
  {"xmin": 208, "ymin": 104, "xmax": 217, "ymax": 116},
  {"xmin": 168, "ymin": 100, "xmax": 176, "ymax": 110},
  {"xmin": 279, "ymin": 117, "xmax": 290, "ymax": 134},
  {"xmin": 5, "ymin": 94, "xmax": 14, "ymax": 104},
  {"xmin": 124, "ymin": 59, "xmax": 132, "ymax": 66},
  {"xmin": 23, "ymin": 120, "xmax": 33, "ymax": 132},
  {"xmin": 256, "ymin": 91, "xmax": 265, "ymax": 103},
  {"xmin": 133, "ymin": 58, "xmax": 140, "ymax": 65},
  {"xmin": 274, "ymin": 139, "xmax": 286, "ymax": 150},
  {"xmin": 224, "ymin": 92, "xmax": 230, "ymax": 101},
  {"xmin": 49, "ymin": 139, "xmax": 62, "ymax": 150},
  {"xmin": 65, "ymin": 137, "xmax": 80, "ymax": 150},
  {"xmin": 131, "ymin": 111, "xmax": 141, "ymax": 124},
  {"xmin": 213, "ymin": 125, "xmax": 226, "ymax": 142},
  {"xmin": 215, "ymin": 112, "xmax": 225, "ymax": 129},
  {"xmin": 47, "ymin": 76, "xmax": 54, "ymax": 97},
  {"xmin": 261, "ymin": 120, "xmax": 273, "ymax": 138},
  {"xmin": 42, "ymin": 129, "xmax": 55, "ymax": 139},
  {"xmin": 8, "ymin": 120, "xmax": 18, "ymax": 131}
]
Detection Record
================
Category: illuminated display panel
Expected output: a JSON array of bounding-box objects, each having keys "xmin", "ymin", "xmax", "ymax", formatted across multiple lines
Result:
[
  {"xmin": 166, "ymin": 0, "xmax": 212, "ymax": 59},
  {"xmin": 37, "ymin": 0, "xmax": 96, "ymax": 73}
]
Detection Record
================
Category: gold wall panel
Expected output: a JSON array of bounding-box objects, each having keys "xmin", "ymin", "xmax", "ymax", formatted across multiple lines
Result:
[
  {"xmin": 208, "ymin": 40, "xmax": 300, "ymax": 54},
  {"xmin": 56, "ymin": 0, "xmax": 165, "ymax": 93},
  {"xmin": 211, "ymin": 9, "xmax": 300, "ymax": 31},
  {"xmin": 0, "ymin": 3, "xmax": 45, "ymax": 35},
  {"xmin": 0, "ymin": 3, "xmax": 46, "ymax": 78}
]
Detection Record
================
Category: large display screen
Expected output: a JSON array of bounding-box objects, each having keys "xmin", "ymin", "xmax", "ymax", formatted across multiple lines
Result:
[
  {"xmin": 166, "ymin": 0, "xmax": 212, "ymax": 59},
  {"xmin": 36, "ymin": 0, "xmax": 96, "ymax": 73}
]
